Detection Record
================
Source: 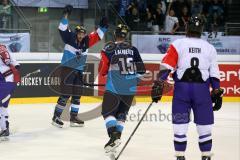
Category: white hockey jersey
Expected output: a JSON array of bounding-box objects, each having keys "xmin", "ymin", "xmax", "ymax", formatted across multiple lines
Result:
[
  {"xmin": 0, "ymin": 44, "xmax": 20, "ymax": 82},
  {"xmin": 161, "ymin": 37, "xmax": 220, "ymax": 81}
]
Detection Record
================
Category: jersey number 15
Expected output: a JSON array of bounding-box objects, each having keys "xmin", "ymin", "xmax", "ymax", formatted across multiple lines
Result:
[{"xmin": 119, "ymin": 57, "xmax": 136, "ymax": 75}]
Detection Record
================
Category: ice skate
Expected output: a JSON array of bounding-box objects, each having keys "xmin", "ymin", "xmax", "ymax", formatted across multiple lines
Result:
[
  {"xmin": 104, "ymin": 131, "xmax": 121, "ymax": 154},
  {"xmin": 52, "ymin": 116, "xmax": 64, "ymax": 128},
  {"xmin": 176, "ymin": 156, "xmax": 186, "ymax": 160},
  {"xmin": 70, "ymin": 115, "xmax": 84, "ymax": 127},
  {"xmin": 108, "ymin": 148, "xmax": 117, "ymax": 160},
  {"xmin": 0, "ymin": 128, "xmax": 10, "ymax": 141},
  {"xmin": 202, "ymin": 156, "xmax": 211, "ymax": 160}
]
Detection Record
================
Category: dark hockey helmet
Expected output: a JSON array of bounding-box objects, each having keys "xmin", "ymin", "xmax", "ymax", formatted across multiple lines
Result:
[
  {"xmin": 75, "ymin": 25, "xmax": 86, "ymax": 34},
  {"xmin": 186, "ymin": 15, "xmax": 203, "ymax": 38},
  {"xmin": 114, "ymin": 24, "xmax": 129, "ymax": 38}
]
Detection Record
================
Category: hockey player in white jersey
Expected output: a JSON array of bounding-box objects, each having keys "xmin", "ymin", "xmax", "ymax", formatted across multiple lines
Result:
[
  {"xmin": 0, "ymin": 44, "xmax": 20, "ymax": 140},
  {"xmin": 151, "ymin": 16, "xmax": 223, "ymax": 160}
]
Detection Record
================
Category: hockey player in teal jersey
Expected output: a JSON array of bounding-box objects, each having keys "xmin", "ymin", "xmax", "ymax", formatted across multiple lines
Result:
[
  {"xmin": 52, "ymin": 5, "xmax": 108, "ymax": 128},
  {"xmin": 99, "ymin": 24, "xmax": 146, "ymax": 154}
]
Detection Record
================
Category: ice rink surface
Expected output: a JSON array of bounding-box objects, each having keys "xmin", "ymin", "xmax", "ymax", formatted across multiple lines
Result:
[{"xmin": 0, "ymin": 102, "xmax": 239, "ymax": 160}]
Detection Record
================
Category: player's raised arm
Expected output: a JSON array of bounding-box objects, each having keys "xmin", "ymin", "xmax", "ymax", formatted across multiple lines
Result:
[
  {"xmin": 88, "ymin": 16, "xmax": 108, "ymax": 47},
  {"xmin": 99, "ymin": 49, "xmax": 110, "ymax": 77},
  {"xmin": 58, "ymin": 5, "xmax": 73, "ymax": 44}
]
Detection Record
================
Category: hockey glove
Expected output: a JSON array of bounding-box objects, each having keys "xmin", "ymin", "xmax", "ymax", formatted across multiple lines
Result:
[
  {"xmin": 211, "ymin": 88, "xmax": 224, "ymax": 111},
  {"xmin": 76, "ymin": 51, "xmax": 82, "ymax": 60},
  {"xmin": 0, "ymin": 49, "xmax": 11, "ymax": 66},
  {"xmin": 99, "ymin": 16, "xmax": 109, "ymax": 30},
  {"xmin": 0, "ymin": 72, "xmax": 4, "ymax": 82},
  {"xmin": 151, "ymin": 80, "xmax": 164, "ymax": 103},
  {"xmin": 15, "ymin": 65, "xmax": 20, "ymax": 71},
  {"xmin": 10, "ymin": 65, "xmax": 21, "ymax": 83},
  {"xmin": 63, "ymin": 5, "xmax": 73, "ymax": 16}
]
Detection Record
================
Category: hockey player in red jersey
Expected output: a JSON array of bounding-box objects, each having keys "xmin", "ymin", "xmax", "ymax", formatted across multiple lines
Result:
[
  {"xmin": 0, "ymin": 44, "xmax": 20, "ymax": 140},
  {"xmin": 151, "ymin": 16, "xmax": 224, "ymax": 160}
]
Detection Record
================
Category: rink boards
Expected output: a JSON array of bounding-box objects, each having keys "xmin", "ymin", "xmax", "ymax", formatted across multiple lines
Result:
[{"xmin": 10, "ymin": 53, "xmax": 240, "ymax": 103}]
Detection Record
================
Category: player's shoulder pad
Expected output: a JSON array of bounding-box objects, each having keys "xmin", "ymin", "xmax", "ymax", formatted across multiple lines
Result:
[
  {"xmin": 103, "ymin": 41, "xmax": 116, "ymax": 53},
  {"xmin": 206, "ymin": 40, "xmax": 216, "ymax": 50},
  {"xmin": 118, "ymin": 41, "xmax": 132, "ymax": 49},
  {"xmin": 169, "ymin": 38, "xmax": 184, "ymax": 52},
  {"xmin": 0, "ymin": 44, "xmax": 7, "ymax": 52},
  {"xmin": 0, "ymin": 44, "xmax": 7, "ymax": 48},
  {"xmin": 208, "ymin": 42, "xmax": 217, "ymax": 55},
  {"xmin": 131, "ymin": 45, "xmax": 138, "ymax": 51},
  {"xmin": 172, "ymin": 38, "xmax": 182, "ymax": 45}
]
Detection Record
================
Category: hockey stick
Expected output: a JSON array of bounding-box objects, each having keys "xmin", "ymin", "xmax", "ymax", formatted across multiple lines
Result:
[
  {"xmin": 22, "ymin": 69, "xmax": 41, "ymax": 78},
  {"xmin": 96, "ymin": 0, "xmax": 104, "ymax": 16},
  {"xmin": 21, "ymin": 66, "xmax": 50, "ymax": 78},
  {"xmin": 82, "ymin": 71, "xmax": 153, "ymax": 87},
  {"xmin": 115, "ymin": 101, "xmax": 154, "ymax": 160},
  {"xmin": 82, "ymin": 82, "xmax": 163, "ymax": 87},
  {"xmin": 82, "ymin": 82, "xmax": 105, "ymax": 87}
]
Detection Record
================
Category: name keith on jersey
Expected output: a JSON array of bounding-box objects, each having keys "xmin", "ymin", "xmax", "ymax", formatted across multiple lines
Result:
[{"xmin": 189, "ymin": 47, "xmax": 201, "ymax": 53}]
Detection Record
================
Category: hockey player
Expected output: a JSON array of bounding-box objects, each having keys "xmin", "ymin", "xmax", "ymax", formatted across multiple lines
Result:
[
  {"xmin": 99, "ymin": 24, "xmax": 146, "ymax": 154},
  {"xmin": 151, "ymin": 16, "xmax": 223, "ymax": 160},
  {"xmin": 52, "ymin": 5, "xmax": 108, "ymax": 128},
  {"xmin": 0, "ymin": 44, "xmax": 20, "ymax": 139}
]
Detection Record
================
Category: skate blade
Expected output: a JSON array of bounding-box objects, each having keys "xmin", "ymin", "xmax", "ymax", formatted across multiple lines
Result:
[
  {"xmin": 105, "ymin": 139, "xmax": 121, "ymax": 154},
  {"xmin": 51, "ymin": 121, "xmax": 63, "ymax": 128},
  {"xmin": 70, "ymin": 122, "xmax": 84, "ymax": 127},
  {"xmin": 108, "ymin": 153, "xmax": 116, "ymax": 160},
  {"xmin": 105, "ymin": 149, "xmax": 117, "ymax": 156},
  {"xmin": 0, "ymin": 136, "xmax": 9, "ymax": 142}
]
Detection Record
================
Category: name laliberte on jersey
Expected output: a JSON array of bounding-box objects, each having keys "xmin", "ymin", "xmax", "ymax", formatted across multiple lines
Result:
[{"xmin": 114, "ymin": 49, "xmax": 134, "ymax": 55}]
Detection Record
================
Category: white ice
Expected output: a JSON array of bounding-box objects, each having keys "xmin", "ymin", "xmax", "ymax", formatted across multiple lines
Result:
[{"xmin": 0, "ymin": 102, "xmax": 239, "ymax": 160}]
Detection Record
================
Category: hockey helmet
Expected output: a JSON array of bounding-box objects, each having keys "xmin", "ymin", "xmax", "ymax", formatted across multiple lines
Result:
[
  {"xmin": 186, "ymin": 15, "xmax": 203, "ymax": 37},
  {"xmin": 114, "ymin": 24, "xmax": 129, "ymax": 38},
  {"xmin": 75, "ymin": 25, "xmax": 86, "ymax": 34}
]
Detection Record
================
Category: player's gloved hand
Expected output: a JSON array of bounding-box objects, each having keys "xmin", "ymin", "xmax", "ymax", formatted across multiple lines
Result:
[
  {"xmin": 15, "ymin": 65, "xmax": 20, "ymax": 71},
  {"xmin": 76, "ymin": 51, "xmax": 81, "ymax": 60},
  {"xmin": 3, "ymin": 58, "xmax": 11, "ymax": 66},
  {"xmin": 8, "ymin": 64, "xmax": 21, "ymax": 83},
  {"xmin": 211, "ymin": 88, "xmax": 224, "ymax": 111},
  {"xmin": 0, "ymin": 51, "xmax": 11, "ymax": 66},
  {"xmin": 151, "ymin": 80, "xmax": 164, "ymax": 103},
  {"xmin": 0, "ymin": 72, "xmax": 4, "ymax": 82},
  {"xmin": 99, "ymin": 16, "xmax": 108, "ymax": 31},
  {"xmin": 63, "ymin": 5, "xmax": 73, "ymax": 16}
]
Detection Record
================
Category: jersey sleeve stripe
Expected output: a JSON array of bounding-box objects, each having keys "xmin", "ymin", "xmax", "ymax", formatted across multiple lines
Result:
[
  {"xmin": 162, "ymin": 44, "xmax": 178, "ymax": 69},
  {"xmin": 88, "ymin": 31, "xmax": 101, "ymax": 47},
  {"xmin": 99, "ymin": 51, "xmax": 110, "ymax": 76},
  {"xmin": 58, "ymin": 18, "xmax": 68, "ymax": 31},
  {"xmin": 96, "ymin": 28, "xmax": 105, "ymax": 40},
  {"xmin": 161, "ymin": 63, "xmax": 174, "ymax": 70}
]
